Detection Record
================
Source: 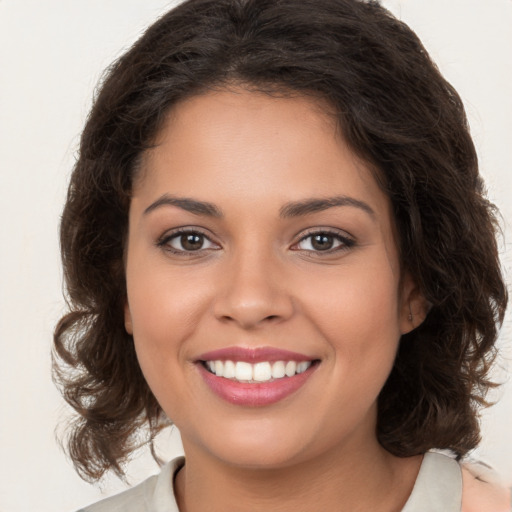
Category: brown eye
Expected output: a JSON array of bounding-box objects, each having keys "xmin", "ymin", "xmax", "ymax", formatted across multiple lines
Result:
[
  {"xmin": 180, "ymin": 233, "xmax": 204, "ymax": 251},
  {"xmin": 294, "ymin": 231, "xmax": 355, "ymax": 253},
  {"xmin": 158, "ymin": 229, "xmax": 219, "ymax": 254},
  {"xmin": 311, "ymin": 234, "xmax": 335, "ymax": 251}
]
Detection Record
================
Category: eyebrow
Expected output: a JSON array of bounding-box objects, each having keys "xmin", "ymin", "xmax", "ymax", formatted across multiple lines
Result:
[
  {"xmin": 279, "ymin": 196, "xmax": 375, "ymax": 218},
  {"xmin": 143, "ymin": 194, "xmax": 375, "ymax": 219},
  {"xmin": 144, "ymin": 195, "xmax": 223, "ymax": 217}
]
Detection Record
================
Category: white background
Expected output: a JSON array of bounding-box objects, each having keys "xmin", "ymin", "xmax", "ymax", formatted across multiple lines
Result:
[{"xmin": 0, "ymin": 1, "xmax": 511, "ymax": 511}]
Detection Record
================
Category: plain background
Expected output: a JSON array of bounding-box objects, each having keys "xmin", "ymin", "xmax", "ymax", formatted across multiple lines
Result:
[{"xmin": 0, "ymin": 1, "xmax": 511, "ymax": 511}]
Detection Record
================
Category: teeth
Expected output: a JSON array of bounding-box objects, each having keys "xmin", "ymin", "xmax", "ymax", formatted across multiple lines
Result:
[
  {"xmin": 297, "ymin": 361, "xmax": 309, "ymax": 374},
  {"xmin": 223, "ymin": 360, "xmax": 236, "ymax": 379},
  {"xmin": 253, "ymin": 362, "xmax": 272, "ymax": 382},
  {"xmin": 271, "ymin": 361, "xmax": 286, "ymax": 379},
  {"xmin": 235, "ymin": 361, "xmax": 253, "ymax": 381},
  {"xmin": 285, "ymin": 361, "xmax": 297, "ymax": 377},
  {"xmin": 204, "ymin": 359, "xmax": 313, "ymax": 382}
]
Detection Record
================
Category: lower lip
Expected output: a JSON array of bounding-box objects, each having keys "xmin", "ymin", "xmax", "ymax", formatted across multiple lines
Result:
[{"xmin": 197, "ymin": 363, "xmax": 318, "ymax": 407}]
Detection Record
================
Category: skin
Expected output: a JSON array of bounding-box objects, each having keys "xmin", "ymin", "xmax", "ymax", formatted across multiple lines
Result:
[{"xmin": 124, "ymin": 89, "xmax": 429, "ymax": 511}]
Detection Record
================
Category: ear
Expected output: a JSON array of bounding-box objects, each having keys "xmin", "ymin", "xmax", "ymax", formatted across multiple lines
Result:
[
  {"xmin": 124, "ymin": 302, "xmax": 133, "ymax": 335},
  {"xmin": 399, "ymin": 272, "xmax": 429, "ymax": 335}
]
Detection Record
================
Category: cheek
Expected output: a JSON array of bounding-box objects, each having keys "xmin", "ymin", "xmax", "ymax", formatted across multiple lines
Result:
[
  {"xmin": 305, "ymin": 259, "xmax": 400, "ymax": 330},
  {"xmin": 127, "ymin": 252, "xmax": 210, "ymax": 332},
  {"xmin": 300, "ymin": 260, "xmax": 402, "ymax": 377},
  {"xmin": 125, "ymin": 259, "xmax": 211, "ymax": 388}
]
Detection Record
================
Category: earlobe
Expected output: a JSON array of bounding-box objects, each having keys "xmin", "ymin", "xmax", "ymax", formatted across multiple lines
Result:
[
  {"xmin": 124, "ymin": 303, "xmax": 133, "ymax": 335},
  {"xmin": 400, "ymin": 273, "xmax": 429, "ymax": 335}
]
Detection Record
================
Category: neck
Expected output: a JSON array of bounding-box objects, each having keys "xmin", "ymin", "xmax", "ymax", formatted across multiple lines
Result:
[{"xmin": 174, "ymin": 437, "xmax": 421, "ymax": 512}]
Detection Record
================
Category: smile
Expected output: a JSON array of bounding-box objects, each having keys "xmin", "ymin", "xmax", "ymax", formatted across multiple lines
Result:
[
  {"xmin": 196, "ymin": 347, "xmax": 319, "ymax": 406},
  {"xmin": 204, "ymin": 360, "xmax": 312, "ymax": 382}
]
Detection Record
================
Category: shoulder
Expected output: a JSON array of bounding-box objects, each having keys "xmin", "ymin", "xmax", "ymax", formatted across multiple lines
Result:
[
  {"xmin": 77, "ymin": 474, "xmax": 158, "ymax": 512},
  {"xmin": 403, "ymin": 451, "xmax": 510, "ymax": 512},
  {"xmin": 461, "ymin": 461, "xmax": 511, "ymax": 512},
  {"xmin": 77, "ymin": 456, "xmax": 184, "ymax": 512}
]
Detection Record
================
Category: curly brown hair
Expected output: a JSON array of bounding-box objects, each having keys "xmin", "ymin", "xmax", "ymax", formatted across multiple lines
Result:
[{"xmin": 53, "ymin": 0, "xmax": 508, "ymax": 482}]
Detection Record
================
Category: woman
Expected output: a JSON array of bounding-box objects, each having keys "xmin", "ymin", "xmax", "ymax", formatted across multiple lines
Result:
[{"xmin": 53, "ymin": 0, "xmax": 509, "ymax": 510}]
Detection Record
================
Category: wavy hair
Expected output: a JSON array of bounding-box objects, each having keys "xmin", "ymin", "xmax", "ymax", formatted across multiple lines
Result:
[{"xmin": 53, "ymin": 0, "xmax": 508, "ymax": 481}]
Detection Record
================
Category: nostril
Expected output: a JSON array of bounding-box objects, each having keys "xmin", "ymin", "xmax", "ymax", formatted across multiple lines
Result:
[{"xmin": 213, "ymin": 291, "xmax": 295, "ymax": 328}]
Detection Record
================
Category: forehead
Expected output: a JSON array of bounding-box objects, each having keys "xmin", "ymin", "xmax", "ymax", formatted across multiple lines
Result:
[{"xmin": 136, "ymin": 88, "xmax": 387, "ymax": 210}]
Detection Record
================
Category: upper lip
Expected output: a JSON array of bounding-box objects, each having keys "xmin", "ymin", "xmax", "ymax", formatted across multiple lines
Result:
[{"xmin": 197, "ymin": 346, "xmax": 316, "ymax": 363}]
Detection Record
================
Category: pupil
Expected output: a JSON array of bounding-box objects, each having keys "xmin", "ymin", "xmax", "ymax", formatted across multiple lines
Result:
[
  {"xmin": 312, "ymin": 234, "xmax": 333, "ymax": 251},
  {"xmin": 182, "ymin": 234, "xmax": 203, "ymax": 251}
]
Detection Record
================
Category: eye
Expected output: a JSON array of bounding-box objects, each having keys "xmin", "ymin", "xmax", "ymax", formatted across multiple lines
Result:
[
  {"xmin": 293, "ymin": 230, "xmax": 354, "ymax": 253},
  {"xmin": 157, "ymin": 229, "xmax": 219, "ymax": 254}
]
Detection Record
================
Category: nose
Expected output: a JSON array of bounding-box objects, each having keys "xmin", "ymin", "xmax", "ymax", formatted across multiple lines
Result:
[{"xmin": 212, "ymin": 248, "xmax": 295, "ymax": 329}]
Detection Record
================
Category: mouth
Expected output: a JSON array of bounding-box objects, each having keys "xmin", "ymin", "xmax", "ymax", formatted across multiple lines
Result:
[{"xmin": 195, "ymin": 347, "xmax": 320, "ymax": 406}]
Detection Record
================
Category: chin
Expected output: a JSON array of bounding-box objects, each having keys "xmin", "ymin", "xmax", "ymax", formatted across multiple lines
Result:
[
  {"xmin": 179, "ymin": 415, "xmax": 311, "ymax": 469},
  {"xmin": 211, "ymin": 442, "xmax": 309, "ymax": 470}
]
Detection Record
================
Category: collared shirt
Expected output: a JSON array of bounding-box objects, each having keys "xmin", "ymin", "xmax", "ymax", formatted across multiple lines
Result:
[{"xmin": 79, "ymin": 452, "xmax": 463, "ymax": 512}]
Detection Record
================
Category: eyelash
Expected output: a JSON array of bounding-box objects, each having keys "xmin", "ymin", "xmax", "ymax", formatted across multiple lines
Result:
[{"xmin": 156, "ymin": 228, "xmax": 355, "ymax": 256}]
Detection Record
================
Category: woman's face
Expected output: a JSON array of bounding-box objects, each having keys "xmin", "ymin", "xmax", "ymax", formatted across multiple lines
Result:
[{"xmin": 125, "ymin": 89, "xmax": 420, "ymax": 468}]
